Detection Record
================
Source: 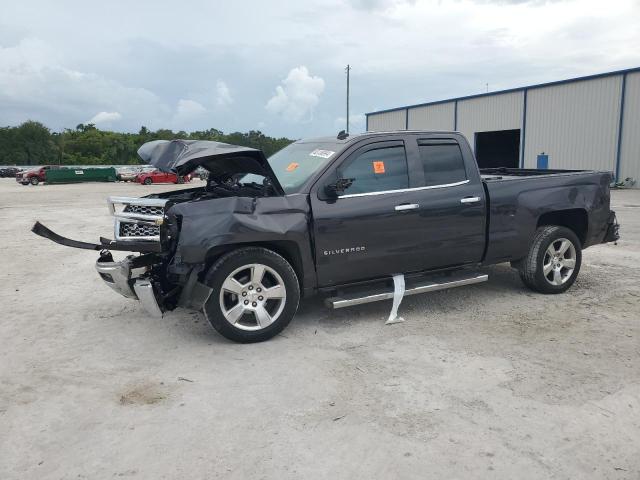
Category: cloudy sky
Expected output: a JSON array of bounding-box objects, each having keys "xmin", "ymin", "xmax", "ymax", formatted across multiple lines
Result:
[{"xmin": 1, "ymin": 0, "xmax": 639, "ymax": 138}]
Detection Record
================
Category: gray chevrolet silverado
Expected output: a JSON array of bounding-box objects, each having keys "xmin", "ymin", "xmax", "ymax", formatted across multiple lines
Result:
[{"xmin": 34, "ymin": 131, "xmax": 619, "ymax": 342}]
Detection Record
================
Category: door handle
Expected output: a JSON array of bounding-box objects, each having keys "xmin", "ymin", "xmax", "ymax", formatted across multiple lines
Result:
[
  {"xmin": 395, "ymin": 203, "xmax": 419, "ymax": 211},
  {"xmin": 460, "ymin": 196, "xmax": 481, "ymax": 204}
]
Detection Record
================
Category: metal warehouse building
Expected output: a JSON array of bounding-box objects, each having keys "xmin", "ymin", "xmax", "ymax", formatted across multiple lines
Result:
[{"xmin": 365, "ymin": 67, "xmax": 640, "ymax": 186}]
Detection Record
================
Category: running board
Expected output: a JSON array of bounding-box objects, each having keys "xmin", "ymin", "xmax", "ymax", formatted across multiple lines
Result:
[{"xmin": 325, "ymin": 272, "xmax": 488, "ymax": 309}]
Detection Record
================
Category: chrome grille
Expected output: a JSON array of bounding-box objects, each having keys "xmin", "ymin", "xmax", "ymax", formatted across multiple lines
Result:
[
  {"xmin": 123, "ymin": 204, "xmax": 164, "ymax": 216},
  {"xmin": 108, "ymin": 196, "xmax": 167, "ymax": 242},
  {"xmin": 119, "ymin": 222, "xmax": 160, "ymax": 238}
]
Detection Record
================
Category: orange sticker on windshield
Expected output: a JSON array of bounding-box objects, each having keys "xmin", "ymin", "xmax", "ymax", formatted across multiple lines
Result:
[
  {"xmin": 373, "ymin": 161, "xmax": 385, "ymax": 174},
  {"xmin": 286, "ymin": 162, "xmax": 299, "ymax": 172}
]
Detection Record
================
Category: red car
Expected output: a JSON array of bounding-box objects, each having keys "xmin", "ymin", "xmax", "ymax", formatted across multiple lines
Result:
[
  {"xmin": 135, "ymin": 170, "xmax": 191, "ymax": 185},
  {"xmin": 16, "ymin": 166, "xmax": 59, "ymax": 185}
]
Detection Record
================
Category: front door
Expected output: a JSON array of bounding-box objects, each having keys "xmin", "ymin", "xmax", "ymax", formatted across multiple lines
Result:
[{"xmin": 311, "ymin": 139, "xmax": 428, "ymax": 286}]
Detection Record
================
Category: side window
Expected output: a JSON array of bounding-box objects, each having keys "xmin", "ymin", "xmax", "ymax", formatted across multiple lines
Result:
[
  {"xmin": 339, "ymin": 145, "xmax": 408, "ymax": 195},
  {"xmin": 418, "ymin": 141, "xmax": 467, "ymax": 186}
]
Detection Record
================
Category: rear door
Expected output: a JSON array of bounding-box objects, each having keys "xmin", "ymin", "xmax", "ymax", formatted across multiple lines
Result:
[
  {"xmin": 408, "ymin": 135, "xmax": 486, "ymax": 269},
  {"xmin": 311, "ymin": 137, "xmax": 431, "ymax": 286}
]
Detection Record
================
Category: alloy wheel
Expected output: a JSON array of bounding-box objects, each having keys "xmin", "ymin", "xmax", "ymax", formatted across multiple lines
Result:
[
  {"xmin": 218, "ymin": 263, "xmax": 287, "ymax": 331},
  {"xmin": 543, "ymin": 238, "xmax": 577, "ymax": 286}
]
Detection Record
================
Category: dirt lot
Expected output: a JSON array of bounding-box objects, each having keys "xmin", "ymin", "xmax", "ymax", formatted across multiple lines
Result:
[{"xmin": 1, "ymin": 179, "xmax": 639, "ymax": 479}]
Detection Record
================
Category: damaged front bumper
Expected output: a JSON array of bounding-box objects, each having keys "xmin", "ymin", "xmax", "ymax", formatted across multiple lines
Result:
[
  {"xmin": 95, "ymin": 252, "xmax": 163, "ymax": 317},
  {"xmin": 32, "ymin": 221, "xmax": 214, "ymax": 318},
  {"xmin": 33, "ymin": 221, "xmax": 166, "ymax": 317},
  {"xmin": 95, "ymin": 251, "xmax": 213, "ymax": 317}
]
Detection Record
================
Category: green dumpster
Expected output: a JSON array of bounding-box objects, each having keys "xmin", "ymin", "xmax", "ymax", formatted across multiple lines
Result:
[{"xmin": 45, "ymin": 167, "xmax": 117, "ymax": 184}]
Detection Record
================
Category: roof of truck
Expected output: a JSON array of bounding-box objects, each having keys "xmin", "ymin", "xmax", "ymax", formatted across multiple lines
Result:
[{"xmin": 297, "ymin": 130, "xmax": 460, "ymax": 145}]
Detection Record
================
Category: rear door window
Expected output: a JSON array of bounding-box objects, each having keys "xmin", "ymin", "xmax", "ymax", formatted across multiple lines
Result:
[
  {"xmin": 417, "ymin": 140, "xmax": 467, "ymax": 187},
  {"xmin": 338, "ymin": 145, "xmax": 409, "ymax": 195}
]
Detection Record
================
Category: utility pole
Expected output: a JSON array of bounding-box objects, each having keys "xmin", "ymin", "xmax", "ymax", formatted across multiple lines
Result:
[{"xmin": 345, "ymin": 64, "xmax": 351, "ymax": 133}]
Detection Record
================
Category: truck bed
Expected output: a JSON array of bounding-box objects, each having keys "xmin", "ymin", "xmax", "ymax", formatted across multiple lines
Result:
[{"xmin": 479, "ymin": 168, "xmax": 614, "ymax": 265}]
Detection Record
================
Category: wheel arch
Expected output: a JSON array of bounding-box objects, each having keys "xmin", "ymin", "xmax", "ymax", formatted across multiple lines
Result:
[
  {"xmin": 203, "ymin": 241, "xmax": 305, "ymax": 294},
  {"xmin": 537, "ymin": 209, "xmax": 588, "ymax": 246}
]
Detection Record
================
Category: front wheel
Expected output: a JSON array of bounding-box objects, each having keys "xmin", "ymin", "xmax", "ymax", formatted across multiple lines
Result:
[
  {"xmin": 143, "ymin": 177, "xmax": 152, "ymax": 185},
  {"xmin": 203, "ymin": 247, "xmax": 300, "ymax": 343},
  {"xmin": 518, "ymin": 225, "xmax": 582, "ymax": 294}
]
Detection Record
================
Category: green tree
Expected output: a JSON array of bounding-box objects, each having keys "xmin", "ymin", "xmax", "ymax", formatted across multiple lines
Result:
[{"xmin": 0, "ymin": 121, "xmax": 294, "ymax": 166}]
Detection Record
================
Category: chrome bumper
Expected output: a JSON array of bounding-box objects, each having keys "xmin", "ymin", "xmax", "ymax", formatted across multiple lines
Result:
[{"xmin": 95, "ymin": 256, "xmax": 163, "ymax": 317}]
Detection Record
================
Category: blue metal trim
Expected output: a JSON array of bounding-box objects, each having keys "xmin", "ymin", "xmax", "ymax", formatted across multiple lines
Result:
[
  {"xmin": 366, "ymin": 66, "xmax": 640, "ymax": 116},
  {"xmin": 520, "ymin": 88, "xmax": 528, "ymax": 168},
  {"xmin": 454, "ymin": 100, "xmax": 458, "ymax": 130},
  {"xmin": 615, "ymin": 73, "xmax": 628, "ymax": 182},
  {"xmin": 405, "ymin": 108, "xmax": 409, "ymax": 130}
]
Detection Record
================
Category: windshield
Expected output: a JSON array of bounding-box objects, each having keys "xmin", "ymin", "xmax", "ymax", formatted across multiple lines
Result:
[{"xmin": 243, "ymin": 141, "xmax": 344, "ymax": 194}]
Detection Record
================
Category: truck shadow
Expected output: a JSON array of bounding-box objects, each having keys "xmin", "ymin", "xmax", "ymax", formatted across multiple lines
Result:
[{"xmin": 159, "ymin": 264, "xmax": 532, "ymax": 343}]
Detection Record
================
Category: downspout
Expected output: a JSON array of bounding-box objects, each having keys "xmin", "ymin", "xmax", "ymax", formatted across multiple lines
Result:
[{"xmin": 615, "ymin": 73, "xmax": 627, "ymax": 183}]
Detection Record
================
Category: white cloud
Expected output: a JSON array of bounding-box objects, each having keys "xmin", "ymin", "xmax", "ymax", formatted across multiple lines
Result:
[
  {"xmin": 0, "ymin": 37, "xmax": 170, "ymax": 131},
  {"xmin": 88, "ymin": 111, "xmax": 122, "ymax": 125},
  {"xmin": 265, "ymin": 66, "xmax": 325, "ymax": 123},
  {"xmin": 171, "ymin": 99, "xmax": 207, "ymax": 128},
  {"xmin": 347, "ymin": 0, "xmax": 416, "ymax": 11},
  {"xmin": 216, "ymin": 79, "xmax": 233, "ymax": 106}
]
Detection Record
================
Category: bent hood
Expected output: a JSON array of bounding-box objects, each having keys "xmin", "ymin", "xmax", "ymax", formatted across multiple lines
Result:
[{"xmin": 137, "ymin": 139, "xmax": 284, "ymax": 194}]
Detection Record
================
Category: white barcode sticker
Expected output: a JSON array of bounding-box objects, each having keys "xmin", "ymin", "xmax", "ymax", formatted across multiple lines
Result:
[{"xmin": 309, "ymin": 149, "xmax": 335, "ymax": 159}]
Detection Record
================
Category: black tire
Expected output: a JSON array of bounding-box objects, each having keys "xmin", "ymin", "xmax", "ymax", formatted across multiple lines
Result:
[
  {"xmin": 30, "ymin": 177, "xmax": 39, "ymax": 186},
  {"xmin": 176, "ymin": 176, "xmax": 185, "ymax": 184},
  {"xmin": 143, "ymin": 177, "xmax": 152, "ymax": 185},
  {"xmin": 203, "ymin": 247, "xmax": 300, "ymax": 343},
  {"xmin": 519, "ymin": 225, "xmax": 582, "ymax": 294}
]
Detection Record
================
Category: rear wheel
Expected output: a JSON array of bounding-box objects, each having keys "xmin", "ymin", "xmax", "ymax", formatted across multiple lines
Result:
[
  {"xmin": 519, "ymin": 225, "xmax": 582, "ymax": 294},
  {"xmin": 203, "ymin": 247, "xmax": 300, "ymax": 343},
  {"xmin": 30, "ymin": 177, "xmax": 39, "ymax": 186},
  {"xmin": 143, "ymin": 177, "xmax": 152, "ymax": 185},
  {"xmin": 176, "ymin": 176, "xmax": 185, "ymax": 184}
]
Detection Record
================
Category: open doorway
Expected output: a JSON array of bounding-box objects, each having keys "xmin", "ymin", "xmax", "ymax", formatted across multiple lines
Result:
[{"xmin": 475, "ymin": 129, "xmax": 521, "ymax": 168}]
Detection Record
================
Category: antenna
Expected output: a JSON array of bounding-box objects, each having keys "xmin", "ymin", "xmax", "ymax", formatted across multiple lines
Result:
[{"xmin": 345, "ymin": 65, "xmax": 351, "ymax": 133}]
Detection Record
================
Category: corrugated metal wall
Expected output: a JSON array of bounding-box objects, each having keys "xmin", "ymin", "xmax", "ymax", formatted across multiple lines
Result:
[
  {"xmin": 619, "ymin": 72, "xmax": 640, "ymax": 183},
  {"xmin": 523, "ymin": 76, "xmax": 623, "ymax": 170},
  {"xmin": 407, "ymin": 102, "xmax": 455, "ymax": 130},
  {"xmin": 366, "ymin": 69, "xmax": 640, "ymax": 186},
  {"xmin": 456, "ymin": 91, "xmax": 524, "ymax": 151},
  {"xmin": 367, "ymin": 109, "xmax": 406, "ymax": 131}
]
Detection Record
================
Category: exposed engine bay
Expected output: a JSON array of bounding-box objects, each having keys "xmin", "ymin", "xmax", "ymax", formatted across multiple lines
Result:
[{"xmin": 150, "ymin": 176, "xmax": 279, "ymax": 206}]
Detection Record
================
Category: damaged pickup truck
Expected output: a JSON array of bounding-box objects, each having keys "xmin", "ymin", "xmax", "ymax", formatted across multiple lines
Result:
[{"xmin": 33, "ymin": 131, "xmax": 620, "ymax": 342}]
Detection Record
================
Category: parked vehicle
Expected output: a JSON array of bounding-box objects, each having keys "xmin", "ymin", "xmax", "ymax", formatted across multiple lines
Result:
[
  {"xmin": 116, "ymin": 167, "xmax": 141, "ymax": 182},
  {"xmin": 34, "ymin": 133, "xmax": 619, "ymax": 343},
  {"xmin": 0, "ymin": 167, "xmax": 21, "ymax": 178},
  {"xmin": 16, "ymin": 166, "xmax": 58, "ymax": 185},
  {"xmin": 136, "ymin": 170, "xmax": 191, "ymax": 185}
]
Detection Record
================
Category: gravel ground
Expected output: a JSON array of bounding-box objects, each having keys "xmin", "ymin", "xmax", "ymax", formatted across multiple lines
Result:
[{"xmin": 1, "ymin": 179, "xmax": 639, "ymax": 480}]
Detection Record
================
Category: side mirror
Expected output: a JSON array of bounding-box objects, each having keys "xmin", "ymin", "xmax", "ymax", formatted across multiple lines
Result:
[{"xmin": 325, "ymin": 178, "xmax": 354, "ymax": 197}]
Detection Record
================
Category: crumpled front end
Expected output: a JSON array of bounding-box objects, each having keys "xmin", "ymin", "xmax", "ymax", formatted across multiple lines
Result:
[{"xmin": 95, "ymin": 251, "xmax": 163, "ymax": 317}]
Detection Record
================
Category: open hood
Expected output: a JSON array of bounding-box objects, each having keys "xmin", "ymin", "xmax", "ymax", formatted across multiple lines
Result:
[{"xmin": 137, "ymin": 139, "xmax": 284, "ymax": 194}]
